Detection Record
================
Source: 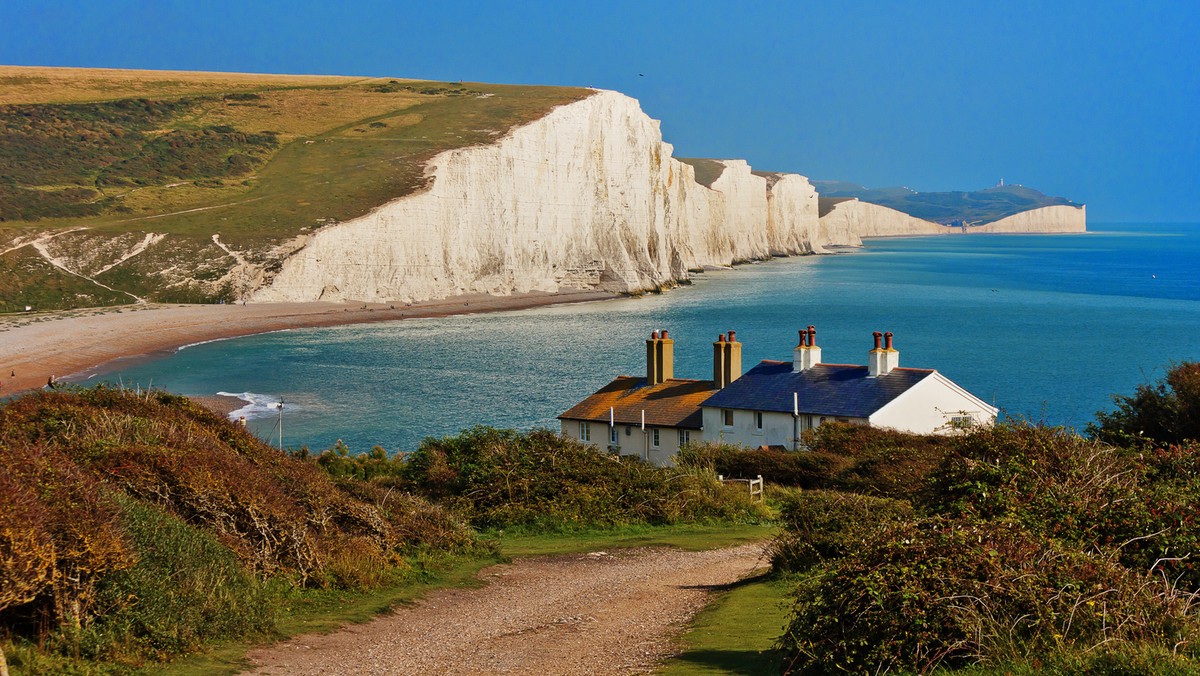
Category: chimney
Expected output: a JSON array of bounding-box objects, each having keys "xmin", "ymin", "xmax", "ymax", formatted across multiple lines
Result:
[
  {"xmin": 792, "ymin": 328, "xmax": 808, "ymax": 372},
  {"xmin": 805, "ymin": 325, "xmax": 821, "ymax": 369},
  {"xmin": 724, "ymin": 330, "xmax": 742, "ymax": 385},
  {"xmin": 792, "ymin": 325, "xmax": 822, "ymax": 372},
  {"xmin": 713, "ymin": 333, "xmax": 728, "ymax": 388},
  {"xmin": 646, "ymin": 330, "xmax": 660, "ymax": 384},
  {"xmin": 645, "ymin": 329, "xmax": 675, "ymax": 385},
  {"xmin": 657, "ymin": 329, "xmax": 674, "ymax": 382},
  {"xmin": 868, "ymin": 331, "xmax": 900, "ymax": 376}
]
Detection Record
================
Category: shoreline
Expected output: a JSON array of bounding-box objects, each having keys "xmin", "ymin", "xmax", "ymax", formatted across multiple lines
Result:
[{"xmin": 0, "ymin": 289, "xmax": 617, "ymax": 397}]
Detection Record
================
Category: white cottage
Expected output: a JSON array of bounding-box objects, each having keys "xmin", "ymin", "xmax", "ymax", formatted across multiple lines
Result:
[{"xmin": 560, "ymin": 327, "xmax": 997, "ymax": 463}]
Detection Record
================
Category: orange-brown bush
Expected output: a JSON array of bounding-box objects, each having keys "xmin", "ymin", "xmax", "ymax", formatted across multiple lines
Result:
[
  {"xmin": 0, "ymin": 387, "xmax": 475, "ymax": 657},
  {"xmin": 0, "ymin": 439, "xmax": 132, "ymax": 629}
]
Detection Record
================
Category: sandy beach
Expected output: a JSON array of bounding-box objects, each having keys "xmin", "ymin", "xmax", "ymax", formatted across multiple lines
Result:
[{"xmin": 0, "ymin": 290, "xmax": 616, "ymax": 396}]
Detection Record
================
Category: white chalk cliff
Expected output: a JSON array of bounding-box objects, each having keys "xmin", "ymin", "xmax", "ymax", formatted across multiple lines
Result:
[
  {"xmin": 254, "ymin": 90, "xmax": 1082, "ymax": 303},
  {"xmin": 972, "ymin": 205, "xmax": 1086, "ymax": 234},
  {"xmin": 818, "ymin": 199, "xmax": 948, "ymax": 245}
]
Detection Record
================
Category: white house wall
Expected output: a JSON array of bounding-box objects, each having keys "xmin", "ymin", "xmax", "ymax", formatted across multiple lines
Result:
[
  {"xmin": 869, "ymin": 373, "xmax": 997, "ymax": 433},
  {"xmin": 559, "ymin": 419, "xmax": 696, "ymax": 466},
  {"xmin": 700, "ymin": 407, "xmax": 864, "ymax": 449}
]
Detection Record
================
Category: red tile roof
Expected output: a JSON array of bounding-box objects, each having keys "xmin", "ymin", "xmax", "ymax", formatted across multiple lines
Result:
[{"xmin": 558, "ymin": 377, "xmax": 716, "ymax": 429}]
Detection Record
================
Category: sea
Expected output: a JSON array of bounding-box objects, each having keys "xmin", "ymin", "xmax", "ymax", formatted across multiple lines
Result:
[{"xmin": 88, "ymin": 222, "xmax": 1200, "ymax": 454}]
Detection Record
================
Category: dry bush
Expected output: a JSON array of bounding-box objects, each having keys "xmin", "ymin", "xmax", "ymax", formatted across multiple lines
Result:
[{"xmin": 0, "ymin": 438, "xmax": 132, "ymax": 631}]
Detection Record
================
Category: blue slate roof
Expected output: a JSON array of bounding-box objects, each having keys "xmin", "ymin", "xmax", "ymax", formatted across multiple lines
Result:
[{"xmin": 701, "ymin": 360, "xmax": 934, "ymax": 418}]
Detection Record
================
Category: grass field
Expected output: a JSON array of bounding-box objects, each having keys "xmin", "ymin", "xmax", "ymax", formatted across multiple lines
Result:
[
  {"xmin": 0, "ymin": 66, "xmax": 591, "ymax": 309},
  {"xmin": 658, "ymin": 575, "xmax": 790, "ymax": 675}
]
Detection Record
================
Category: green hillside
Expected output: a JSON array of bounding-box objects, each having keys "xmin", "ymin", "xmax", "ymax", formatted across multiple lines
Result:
[
  {"xmin": 812, "ymin": 180, "xmax": 1081, "ymax": 224},
  {"xmin": 0, "ymin": 66, "xmax": 590, "ymax": 310}
]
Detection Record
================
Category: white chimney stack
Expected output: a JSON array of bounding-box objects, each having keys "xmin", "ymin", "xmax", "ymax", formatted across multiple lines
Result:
[
  {"xmin": 868, "ymin": 331, "xmax": 899, "ymax": 376},
  {"xmin": 792, "ymin": 329, "xmax": 808, "ymax": 372},
  {"xmin": 793, "ymin": 326, "xmax": 821, "ymax": 372}
]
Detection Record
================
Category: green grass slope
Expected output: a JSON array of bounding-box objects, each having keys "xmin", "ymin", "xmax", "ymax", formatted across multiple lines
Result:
[
  {"xmin": 0, "ymin": 66, "xmax": 591, "ymax": 309},
  {"xmin": 812, "ymin": 180, "xmax": 1081, "ymax": 225}
]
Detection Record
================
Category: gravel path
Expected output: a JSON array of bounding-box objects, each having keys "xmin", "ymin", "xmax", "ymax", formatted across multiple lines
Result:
[{"xmin": 241, "ymin": 544, "xmax": 769, "ymax": 675}]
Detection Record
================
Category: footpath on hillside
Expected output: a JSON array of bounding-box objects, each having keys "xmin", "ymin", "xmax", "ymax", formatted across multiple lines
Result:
[{"xmin": 241, "ymin": 543, "xmax": 768, "ymax": 675}]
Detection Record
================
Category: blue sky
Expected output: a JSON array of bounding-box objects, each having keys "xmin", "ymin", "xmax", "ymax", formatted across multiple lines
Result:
[{"xmin": 1, "ymin": 0, "xmax": 1196, "ymax": 222}]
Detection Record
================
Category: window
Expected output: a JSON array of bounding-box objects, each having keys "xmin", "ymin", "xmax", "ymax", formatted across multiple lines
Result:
[
  {"xmin": 951, "ymin": 415, "xmax": 975, "ymax": 429},
  {"xmin": 579, "ymin": 421, "xmax": 591, "ymax": 441},
  {"xmin": 723, "ymin": 409, "xmax": 734, "ymax": 427},
  {"xmin": 610, "ymin": 426, "xmax": 619, "ymax": 444},
  {"xmin": 754, "ymin": 411, "xmax": 764, "ymax": 430},
  {"xmin": 678, "ymin": 429, "xmax": 690, "ymax": 446},
  {"xmin": 651, "ymin": 428, "xmax": 660, "ymax": 447}
]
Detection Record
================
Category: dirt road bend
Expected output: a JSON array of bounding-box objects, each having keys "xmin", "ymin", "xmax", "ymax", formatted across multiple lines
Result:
[{"xmin": 241, "ymin": 544, "xmax": 769, "ymax": 675}]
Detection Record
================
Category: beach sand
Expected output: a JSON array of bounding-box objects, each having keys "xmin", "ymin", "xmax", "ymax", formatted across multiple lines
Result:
[{"xmin": 0, "ymin": 290, "xmax": 616, "ymax": 396}]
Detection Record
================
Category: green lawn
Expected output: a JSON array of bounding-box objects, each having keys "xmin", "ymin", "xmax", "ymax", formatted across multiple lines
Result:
[{"xmin": 658, "ymin": 575, "xmax": 791, "ymax": 675}]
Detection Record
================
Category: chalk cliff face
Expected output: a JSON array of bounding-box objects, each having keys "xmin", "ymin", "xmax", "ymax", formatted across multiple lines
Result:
[
  {"xmin": 254, "ymin": 91, "xmax": 823, "ymax": 303},
  {"xmin": 818, "ymin": 198, "xmax": 949, "ymax": 244},
  {"xmin": 972, "ymin": 205, "xmax": 1086, "ymax": 233},
  {"xmin": 254, "ymin": 90, "xmax": 1082, "ymax": 304}
]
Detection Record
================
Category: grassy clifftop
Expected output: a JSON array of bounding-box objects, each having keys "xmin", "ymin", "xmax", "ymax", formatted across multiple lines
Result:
[{"xmin": 0, "ymin": 66, "xmax": 591, "ymax": 310}]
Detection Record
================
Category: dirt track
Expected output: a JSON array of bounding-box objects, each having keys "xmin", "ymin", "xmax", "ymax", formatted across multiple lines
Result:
[{"xmin": 241, "ymin": 544, "xmax": 768, "ymax": 675}]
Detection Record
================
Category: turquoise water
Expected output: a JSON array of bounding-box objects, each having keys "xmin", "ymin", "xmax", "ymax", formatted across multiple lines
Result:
[{"xmin": 91, "ymin": 223, "xmax": 1200, "ymax": 453}]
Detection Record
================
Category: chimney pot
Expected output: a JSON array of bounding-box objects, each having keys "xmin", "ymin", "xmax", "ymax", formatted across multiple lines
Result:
[
  {"xmin": 718, "ymin": 334, "xmax": 726, "ymax": 342},
  {"xmin": 884, "ymin": 332, "xmax": 894, "ymax": 350},
  {"xmin": 661, "ymin": 329, "xmax": 669, "ymax": 339},
  {"xmin": 651, "ymin": 330, "xmax": 659, "ymax": 339},
  {"xmin": 798, "ymin": 329, "xmax": 808, "ymax": 347},
  {"xmin": 727, "ymin": 330, "xmax": 736, "ymax": 342},
  {"xmin": 873, "ymin": 331, "xmax": 882, "ymax": 350}
]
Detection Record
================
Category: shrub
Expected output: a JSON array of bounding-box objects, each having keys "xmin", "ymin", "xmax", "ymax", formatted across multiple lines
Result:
[
  {"xmin": 926, "ymin": 424, "xmax": 1150, "ymax": 548},
  {"xmin": 678, "ymin": 424, "xmax": 952, "ymax": 501},
  {"xmin": 0, "ymin": 387, "xmax": 477, "ymax": 664},
  {"xmin": 779, "ymin": 518, "xmax": 1200, "ymax": 674},
  {"xmin": 403, "ymin": 426, "xmax": 769, "ymax": 530},
  {"xmin": 72, "ymin": 496, "xmax": 276, "ymax": 661},
  {"xmin": 768, "ymin": 489, "xmax": 912, "ymax": 573},
  {"xmin": 1091, "ymin": 362, "xmax": 1200, "ymax": 446},
  {"xmin": 0, "ymin": 438, "xmax": 132, "ymax": 632}
]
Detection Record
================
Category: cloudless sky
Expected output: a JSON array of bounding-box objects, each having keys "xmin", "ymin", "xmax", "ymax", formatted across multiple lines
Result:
[{"xmin": 1, "ymin": 0, "xmax": 1196, "ymax": 221}]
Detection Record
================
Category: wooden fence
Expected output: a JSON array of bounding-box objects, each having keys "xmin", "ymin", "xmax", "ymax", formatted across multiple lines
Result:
[{"xmin": 718, "ymin": 474, "xmax": 764, "ymax": 502}]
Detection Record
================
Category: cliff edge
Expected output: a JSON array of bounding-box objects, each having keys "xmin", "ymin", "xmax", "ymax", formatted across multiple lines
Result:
[{"xmin": 254, "ymin": 91, "xmax": 822, "ymax": 303}]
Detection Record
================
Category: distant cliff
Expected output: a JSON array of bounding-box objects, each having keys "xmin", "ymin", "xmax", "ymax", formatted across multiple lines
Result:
[
  {"xmin": 818, "ymin": 198, "xmax": 948, "ymax": 245},
  {"xmin": 810, "ymin": 181, "xmax": 1084, "ymax": 226},
  {"xmin": 971, "ymin": 205, "xmax": 1086, "ymax": 233},
  {"xmin": 816, "ymin": 199, "xmax": 1086, "ymax": 242}
]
